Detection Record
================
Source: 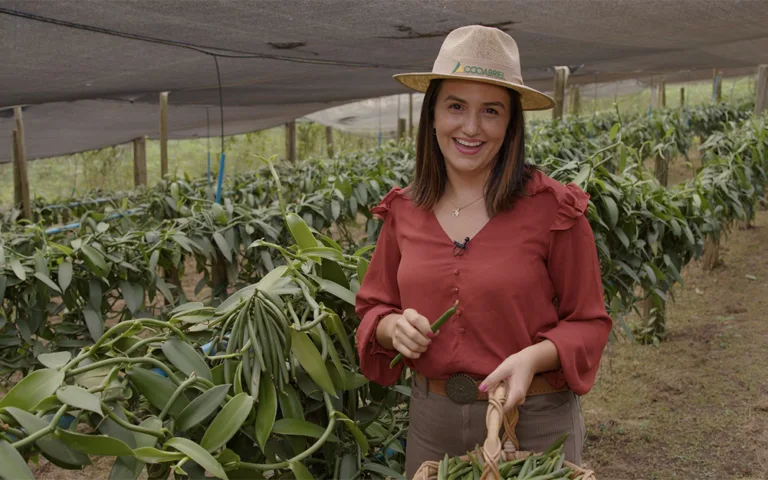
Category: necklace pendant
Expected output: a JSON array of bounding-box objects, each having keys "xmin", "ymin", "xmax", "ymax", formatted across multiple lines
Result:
[{"xmin": 452, "ymin": 208, "xmax": 460, "ymax": 217}]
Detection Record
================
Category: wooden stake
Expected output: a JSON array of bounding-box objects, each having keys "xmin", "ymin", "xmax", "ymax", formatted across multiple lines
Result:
[
  {"xmin": 285, "ymin": 121, "xmax": 296, "ymax": 163},
  {"xmin": 408, "ymin": 93, "xmax": 414, "ymax": 138},
  {"xmin": 12, "ymin": 130, "xmax": 22, "ymax": 208},
  {"xmin": 713, "ymin": 69, "xmax": 722, "ymax": 102},
  {"xmin": 13, "ymin": 108, "xmax": 31, "ymax": 220},
  {"xmin": 570, "ymin": 86, "xmax": 581, "ymax": 116},
  {"xmin": 397, "ymin": 118, "xmax": 406, "ymax": 140},
  {"xmin": 654, "ymin": 154, "xmax": 668, "ymax": 187},
  {"xmin": 133, "ymin": 136, "xmax": 147, "ymax": 186},
  {"xmin": 552, "ymin": 67, "xmax": 568, "ymax": 120},
  {"xmin": 325, "ymin": 125, "xmax": 334, "ymax": 158},
  {"xmin": 552, "ymin": 67, "xmax": 569, "ymax": 120},
  {"xmin": 659, "ymin": 80, "xmax": 666, "ymax": 108},
  {"xmin": 160, "ymin": 91, "xmax": 169, "ymax": 178},
  {"xmin": 755, "ymin": 65, "xmax": 768, "ymax": 116},
  {"xmin": 680, "ymin": 87, "xmax": 685, "ymax": 108}
]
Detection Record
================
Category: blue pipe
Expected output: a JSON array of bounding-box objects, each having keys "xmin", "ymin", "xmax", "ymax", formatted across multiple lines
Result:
[
  {"xmin": 215, "ymin": 153, "xmax": 226, "ymax": 204},
  {"xmin": 43, "ymin": 208, "xmax": 144, "ymax": 235}
]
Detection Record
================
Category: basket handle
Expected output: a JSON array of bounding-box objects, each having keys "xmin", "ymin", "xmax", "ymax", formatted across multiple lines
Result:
[{"xmin": 479, "ymin": 384, "xmax": 522, "ymax": 479}]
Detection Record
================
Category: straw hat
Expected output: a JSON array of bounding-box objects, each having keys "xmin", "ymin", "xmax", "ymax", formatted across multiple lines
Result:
[{"xmin": 393, "ymin": 25, "xmax": 555, "ymax": 111}]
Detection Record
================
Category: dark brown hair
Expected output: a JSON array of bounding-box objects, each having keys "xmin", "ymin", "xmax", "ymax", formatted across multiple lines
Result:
[{"xmin": 408, "ymin": 79, "xmax": 533, "ymax": 217}]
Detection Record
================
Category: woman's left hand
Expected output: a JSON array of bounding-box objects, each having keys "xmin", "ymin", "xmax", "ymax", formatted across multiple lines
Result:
[{"xmin": 478, "ymin": 352, "xmax": 536, "ymax": 412}]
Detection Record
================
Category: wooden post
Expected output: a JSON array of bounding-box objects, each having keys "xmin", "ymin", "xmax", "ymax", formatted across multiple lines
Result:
[
  {"xmin": 13, "ymin": 108, "xmax": 31, "ymax": 220},
  {"xmin": 713, "ymin": 69, "xmax": 723, "ymax": 102},
  {"xmin": 12, "ymin": 130, "xmax": 22, "ymax": 208},
  {"xmin": 658, "ymin": 80, "xmax": 666, "ymax": 108},
  {"xmin": 552, "ymin": 67, "xmax": 569, "ymax": 120},
  {"xmin": 570, "ymin": 86, "xmax": 581, "ymax": 116},
  {"xmin": 325, "ymin": 125, "xmax": 334, "ymax": 158},
  {"xmin": 408, "ymin": 93, "xmax": 414, "ymax": 138},
  {"xmin": 285, "ymin": 121, "xmax": 296, "ymax": 162},
  {"xmin": 755, "ymin": 65, "xmax": 768, "ymax": 116},
  {"xmin": 680, "ymin": 87, "xmax": 685, "ymax": 108},
  {"xmin": 159, "ymin": 92, "xmax": 169, "ymax": 178},
  {"xmin": 133, "ymin": 136, "xmax": 147, "ymax": 186},
  {"xmin": 397, "ymin": 118, "xmax": 406, "ymax": 140}
]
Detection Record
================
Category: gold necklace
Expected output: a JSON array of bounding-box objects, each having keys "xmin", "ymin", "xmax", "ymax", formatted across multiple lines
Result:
[{"xmin": 448, "ymin": 195, "xmax": 484, "ymax": 217}]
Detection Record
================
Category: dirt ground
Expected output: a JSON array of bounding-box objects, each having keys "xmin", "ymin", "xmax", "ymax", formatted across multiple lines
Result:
[{"xmin": 580, "ymin": 208, "xmax": 768, "ymax": 479}]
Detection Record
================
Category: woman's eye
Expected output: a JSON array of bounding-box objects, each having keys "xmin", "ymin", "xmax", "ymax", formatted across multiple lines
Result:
[
  {"xmin": 486, "ymin": 108, "xmax": 499, "ymax": 115},
  {"xmin": 449, "ymin": 103, "xmax": 462, "ymax": 110}
]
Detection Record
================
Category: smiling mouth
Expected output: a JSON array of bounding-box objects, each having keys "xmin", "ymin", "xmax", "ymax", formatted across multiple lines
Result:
[{"xmin": 453, "ymin": 138, "xmax": 484, "ymax": 154}]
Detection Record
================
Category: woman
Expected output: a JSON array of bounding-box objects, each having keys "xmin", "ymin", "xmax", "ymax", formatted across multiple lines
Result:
[{"xmin": 355, "ymin": 25, "xmax": 612, "ymax": 478}]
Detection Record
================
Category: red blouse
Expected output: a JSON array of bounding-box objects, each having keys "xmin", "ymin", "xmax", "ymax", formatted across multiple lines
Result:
[{"xmin": 354, "ymin": 168, "xmax": 613, "ymax": 396}]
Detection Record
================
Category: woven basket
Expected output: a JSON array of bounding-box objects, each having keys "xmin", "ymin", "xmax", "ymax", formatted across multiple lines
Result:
[{"xmin": 412, "ymin": 384, "xmax": 596, "ymax": 480}]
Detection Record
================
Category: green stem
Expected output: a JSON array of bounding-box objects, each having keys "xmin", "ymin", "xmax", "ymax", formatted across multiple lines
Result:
[
  {"xmin": 225, "ymin": 393, "xmax": 337, "ymax": 472},
  {"xmin": 294, "ymin": 311, "xmax": 328, "ymax": 331},
  {"xmin": 1, "ymin": 426, "xmax": 26, "ymax": 438},
  {"xmin": 159, "ymin": 374, "xmax": 198, "ymax": 420},
  {"xmin": 61, "ymin": 320, "xmax": 141, "ymax": 372},
  {"xmin": 11, "ymin": 404, "xmax": 67, "ymax": 450},
  {"xmin": 101, "ymin": 402, "xmax": 168, "ymax": 439},
  {"xmin": 124, "ymin": 335, "xmax": 168, "ymax": 356},
  {"xmin": 66, "ymin": 357, "xmax": 181, "ymax": 385}
]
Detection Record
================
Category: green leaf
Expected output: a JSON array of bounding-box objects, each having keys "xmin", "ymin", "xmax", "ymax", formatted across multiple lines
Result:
[
  {"xmin": 357, "ymin": 258, "xmax": 369, "ymax": 282},
  {"xmin": 320, "ymin": 258, "xmax": 349, "ymax": 289},
  {"xmin": 603, "ymin": 197, "xmax": 619, "ymax": 228},
  {"xmin": 55, "ymin": 429, "xmax": 134, "ymax": 456},
  {"xmin": 0, "ymin": 368, "xmax": 65, "ymax": 410},
  {"xmin": 334, "ymin": 411, "xmax": 369, "ymax": 454},
  {"xmin": 254, "ymin": 374, "xmax": 277, "ymax": 450},
  {"xmin": 286, "ymin": 213, "xmax": 319, "ymax": 250},
  {"xmin": 615, "ymin": 229, "xmax": 630, "ymax": 249},
  {"xmin": 0, "ymin": 439, "xmax": 36, "ymax": 480},
  {"xmin": 201, "ymin": 392, "xmax": 254, "ymax": 453},
  {"xmin": 56, "ymin": 386, "xmax": 102, "ymax": 415},
  {"xmin": 149, "ymin": 250, "xmax": 160, "ymax": 272},
  {"xmin": 0, "ymin": 245, "xmax": 4, "ymax": 265},
  {"xmin": 58, "ymin": 260, "xmax": 73, "ymax": 292},
  {"xmin": 4, "ymin": 407, "xmax": 90, "ymax": 470},
  {"xmin": 126, "ymin": 368, "xmax": 189, "ymax": 418},
  {"xmin": 120, "ymin": 281, "xmax": 144, "ymax": 314},
  {"xmin": 643, "ymin": 264, "xmax": 657, "ymax": 285},
  {"xmin": 573, "ymin": 163, "xmax": 591, "ymax": 188},
  {"xmin": 290, "ymin": 330, "xmax": 336, "ymax": 397},
  {"xmin": 609, "ymin": 123, "xmax": 621, "ymax": 142},
  {"xmin": 300, "ymin": 246, "xmax": 344, "ymax": 262},
  {"xmin": 272, "ymin": 419, "xmax": 339, "ymax": 442},
  {"xmin": 176, "ymin": 384, "xmax": 231, "ymax": 431},
  {"xmin": 0, "ymin": 274, "xmax": 6, "ymax": 305},
  {"xmin": 289, "ymin": 460, "xmax": 314, "ymax": 480},
  {"xmin": 83, "ymin": 306, "xmax": 103, "ymax": 341},
  {"xmin": 10, "ymin": 258, "xmax": 26, "ymax": 281},
  {"xmin": 213, "ymin": 232, "xmax": 233, "ymax": 262},
  {"xmin": 34, "ymin": 272, "xmax": 62, "ymax": 294},
  {"xmin": 312, "ymin": 276, "xmax": 356, "ymax": 306},
  {"xmin": 37, "ymin": 351, "xmax": 71, "ymax": 369},
  {"xmin": 165, "ymin": 437, "xmax": 228, "ymax": 480},
  {"xmin": 162, "ymin": 338, "xmax": 213, "ymax": 382},
  {"xmin": 363, "ymin": 462, "xmax": 407, "ymax": 480},
  {"xmin": 81, "ymin": 244, "xmax": 109, "ymax": 276},
  {"xmin": 132, "ymin": 447, "xmax": 186, "ymax": 464}
]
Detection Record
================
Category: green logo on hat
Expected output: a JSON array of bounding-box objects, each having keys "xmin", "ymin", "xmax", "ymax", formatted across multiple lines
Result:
[{"xmin": 451, "ymin": 62, "xmax": 505, "ymax": 80}]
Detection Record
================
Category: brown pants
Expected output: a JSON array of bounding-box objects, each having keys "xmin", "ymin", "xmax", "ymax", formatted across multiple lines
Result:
[{"xmin": 404, "ymin": 374, "xmax": 586, "ymax": 479}]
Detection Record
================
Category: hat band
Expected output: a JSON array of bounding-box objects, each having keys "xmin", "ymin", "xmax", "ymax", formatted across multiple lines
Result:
[{"xmin": 432, "ymin": 56, "xmax": 524, "ymax": 85}]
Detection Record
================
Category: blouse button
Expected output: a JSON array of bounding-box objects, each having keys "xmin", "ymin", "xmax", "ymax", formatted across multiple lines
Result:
[
  {"xmin": 458, "ymin": 327, "xmax": 466, "ymax": 334},
  {"xmin": 452, "ymin": 287, "xmax": 459, "ymax": 294},
  {"xmin": 453, "ymin": 269, "xmax": 459, "ymax": 275}
]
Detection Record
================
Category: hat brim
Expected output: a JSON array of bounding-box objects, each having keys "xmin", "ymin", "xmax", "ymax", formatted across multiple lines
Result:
[{"xmin": 393, "ymin": 72, "xmax": 555, "ymax": 111}]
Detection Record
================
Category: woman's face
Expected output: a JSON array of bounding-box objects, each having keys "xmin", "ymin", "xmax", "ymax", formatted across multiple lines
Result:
[{"xmin": 433, "ymin": 79, "xmax": 512, "ymax": 180}]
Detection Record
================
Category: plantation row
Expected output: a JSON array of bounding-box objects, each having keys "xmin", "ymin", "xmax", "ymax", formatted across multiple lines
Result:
[
  {"xmin": 0, "ymin": 107, "xmax": 765, "ymax": 479},
  {"xmin": 0, "ymin": 102, "xmax": 764, "ymax": 379},
  {"xmin": 0, "ymin": 100, "xmax": 753, "ymax": 231}
]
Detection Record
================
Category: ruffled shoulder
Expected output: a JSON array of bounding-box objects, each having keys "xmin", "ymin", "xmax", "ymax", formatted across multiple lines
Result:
[
  {"xmin": 370, "ymin": 186, "xmax": 409, "ymax": 220},
  {"xmin": 526, "ymin": 169, "xmax": 590, "ymax": 231}
]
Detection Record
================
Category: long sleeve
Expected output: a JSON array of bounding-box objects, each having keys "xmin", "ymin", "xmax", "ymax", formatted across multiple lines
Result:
[
  {"xmin": 536, "ymin": 185, "xmax": 613, "ymax": 395},
  {"xmin": 355, "ymin": 188, "xmax": 406, "ymax": 386}
]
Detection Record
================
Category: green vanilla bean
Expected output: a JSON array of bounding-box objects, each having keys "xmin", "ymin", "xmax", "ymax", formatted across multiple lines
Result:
[{"xmin": 389, "ymin": 300, "xmax": 459, "ymax": 369}]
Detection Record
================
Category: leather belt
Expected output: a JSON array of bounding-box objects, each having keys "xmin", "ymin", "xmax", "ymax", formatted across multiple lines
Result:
[{"xmin": 414, "ymin": 372, "xmax": 569, "ymax": 404}]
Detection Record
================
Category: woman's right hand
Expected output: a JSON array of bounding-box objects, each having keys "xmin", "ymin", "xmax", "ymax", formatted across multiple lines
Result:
[{"xmin": 378, "ymin": 308, "xmax": 436, "ymax": 359}]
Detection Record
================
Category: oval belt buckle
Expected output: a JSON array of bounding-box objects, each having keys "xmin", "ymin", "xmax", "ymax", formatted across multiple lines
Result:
[{"xmin": 445, "ymin": 373, "xmax": 478, "ymax": 404}]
